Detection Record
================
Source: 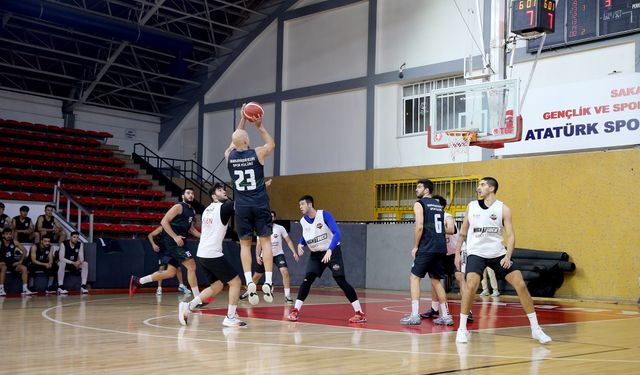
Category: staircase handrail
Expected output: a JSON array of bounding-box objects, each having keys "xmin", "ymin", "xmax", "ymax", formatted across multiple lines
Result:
[{"xmin": 53, "ymin": 183, "xmax": 94, "ymax": 242}]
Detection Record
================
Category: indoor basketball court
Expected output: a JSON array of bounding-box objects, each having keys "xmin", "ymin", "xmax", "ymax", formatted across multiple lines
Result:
[{"xmin": 2, "ymin": 290, "xmax": 639, "ymax": 374}]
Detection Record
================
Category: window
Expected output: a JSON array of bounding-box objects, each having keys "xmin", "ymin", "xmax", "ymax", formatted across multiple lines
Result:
[{"xmin": 401, "ymin": 76, "xmax": 465, "ymax": 136}]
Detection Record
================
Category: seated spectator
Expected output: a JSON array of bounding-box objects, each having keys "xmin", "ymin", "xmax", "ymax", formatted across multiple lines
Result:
[
  {"xmin": 12, "ymin": 206, "xmax": 38, "ymax": 244},
  {"xmin": 0, "ymin": 240, "xmax": 6, "ymax": 296},
  {"xmin": 29, "ymin": 236, "xmax": 57, "ymax": 294},
  {"xmin": 57, "ymin": 231, "xmax": 88, "ymax": 294},
  {"xmin": 1, "ymin": 228, "xmax": 35, "ymax": 295},
  {"xmin": 35, "ymin": 204, "xmax": 66, "ymax": 245},
  {"xmin": 0, "ymin": 203, "xmax": 9, "ymax": 230}
]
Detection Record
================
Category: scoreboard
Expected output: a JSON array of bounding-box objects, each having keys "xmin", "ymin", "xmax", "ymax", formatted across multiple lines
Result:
[{"xmin": 528, "ymin": 0, "xmax": 640, "ymax": 52}]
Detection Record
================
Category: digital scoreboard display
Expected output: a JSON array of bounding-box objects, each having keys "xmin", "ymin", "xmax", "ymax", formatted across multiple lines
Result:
[
  {"xmin": 512, "ymin": 0, "xmax": 557, "ymax": 35},
  {"xmin": 528, "ymin": 0, "xmax": 640, "ymax": 52}
]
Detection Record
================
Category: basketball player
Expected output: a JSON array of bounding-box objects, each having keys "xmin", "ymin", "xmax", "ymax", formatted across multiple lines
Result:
[
  {"xmin": 240, "ymin": 210, "xmax": 299, "ymax": 303},
  {"xmin": 147, "ymin": 226, "xmax": 190, "ymax": 295},
  {"xmin": 287, "ymin": 195, "xmax": 366, "ymax": 323},
  {"xmin": 1, "ymin": 228, "xmax": 34, "ymax": 295},
  {"xmin": 454, "ymin": 177, "xmax": 551, "ymax": 344},
  {"xmin": 480, "ymin": 267, "xmax": 500, "ymax": 297},
  {"xmin": 225, "ymin": 104, "xmax": 275, "ymax": 305},
  {"xmin": 179, "ymin": 183, "xmax": 245, "ymax": 327},
  {"xmin": 130, "ymin": 188, "xmax": 201, "ymax": 297},
  {"xmin": 28, "ymin": 236, "xmax": 57, "ymax": 293},
  {"xmin": 35, "ymin": 204, "xmax": 65, "ymax": 244},
  {"xmin": 0, "ymin": 202, "xmax": 10, "ymax": 229},
  {"xmin": 12, "ymin": 206, "xmax": 38, "ymax": 244},
  {"xmin": 420, "ymin": 195, "xmax": 472, "ymax": 323},
  {"xmin": 57, "ymin": 231, "xmax": 89, "ymax": 294},
  {"xmin": 400, "ymin": 180, "xmax": 452, "ymax": 326}
]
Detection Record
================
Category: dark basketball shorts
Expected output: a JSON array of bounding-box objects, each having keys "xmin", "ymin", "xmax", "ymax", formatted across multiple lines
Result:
[
  {"xmin": 234, "ymin": 206, "xmax": 273, "ymax": 240},
  {"xmin": 466, "ymin": 254, "xmax": 519, "ymax": 280},
  {"xmin": 305, "ymin": 245, "xmax": 346, "ymax": 278},
  {"xmin": 196, "ymin": 256, "xmax": 238, "ymax": 285},
  {"xmin": 411, "ymin": 251, "xmax": 447, "ymax": 280},
  {"xmin": 255, "ymin": 253, "xmax": 288, "ymax": 273},
  {"xmin": 61, "ymin": 263, "xmax": 84, "ymax": 274},
  {"xmin": 160, "ymin": 235, "xmax": 194, "ymax": 265},
  {"xmin": 29, "ymin": 263, "xmax": 56, "ymax": 277}
]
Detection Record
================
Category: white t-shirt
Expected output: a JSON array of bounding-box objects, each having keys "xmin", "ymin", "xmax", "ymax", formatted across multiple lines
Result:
[
  {"xmin": 259, "ymin": 223, "xmax": 288, "ymax": 257},
  {"xmin": 466, "ymin": 200, "xmax": 506, "ymax": 258},
  {"xmin": 197, "ymin": 202, "xmax": 227, "ymax": 258},
  {"xmin": 300, "ymin": 210, "xmax": 334, "ymax": 252}
]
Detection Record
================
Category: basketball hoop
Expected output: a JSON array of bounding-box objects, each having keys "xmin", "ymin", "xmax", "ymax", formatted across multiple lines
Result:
[{"xmin": 445, "ymin": 130, "xmax": 476, "ymax": 161}]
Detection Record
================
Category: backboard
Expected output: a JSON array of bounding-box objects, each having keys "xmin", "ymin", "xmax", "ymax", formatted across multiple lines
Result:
[{"xmin": 428, "ymin": 79, "xmax": 522, "ymax": 149}]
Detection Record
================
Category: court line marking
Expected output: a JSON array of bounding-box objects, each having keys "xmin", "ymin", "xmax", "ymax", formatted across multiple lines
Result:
[{"xmin": 39, "ymin": 297, "xmax": 640, "ymax": 364}]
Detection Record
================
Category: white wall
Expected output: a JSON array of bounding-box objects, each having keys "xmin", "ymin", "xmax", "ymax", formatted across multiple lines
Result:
[
  {"xmin": 0, "ymin": 90, "xmax": 63, "ymax": 126},
  {"xmin": 160, "ymin": 103, "xmax": 198, "ymax": 159},
  {"xmin": 202, "ymin": 103, "xmax": 276, "ymax": 183},
  {"xmin": 376, "ymin": 0, "xmax": 480, "ymax": 74},
  {"xmin": 281, "ymin": 90, "xmax": 366, "ymax": 175},
  {"xmin": 74, "ymin": 105, "xmax": 160, "ymax": 155},
  {"xmin": 204, "ymin": 22, "xmax": 278, "ymax": 104},
  {"xmin": 283, "ymin": 2, "xmax": 368, "ymax": 90}
]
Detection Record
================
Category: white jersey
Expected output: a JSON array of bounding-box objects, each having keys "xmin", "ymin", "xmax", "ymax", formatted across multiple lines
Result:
[
  {"xmin": 197, "ymin": 202, "xmax": 227, "ymax": 258},
  {"xmin": 260, "ymin": 223, "xmax": 288, "ymax": 257},
  {"xmin": 300, "ymin": 210, "xmax": 335, "ymax": 252},
  {"xmin": 466, "ymin": 200, "xmax": 506, "ymax": 258}
]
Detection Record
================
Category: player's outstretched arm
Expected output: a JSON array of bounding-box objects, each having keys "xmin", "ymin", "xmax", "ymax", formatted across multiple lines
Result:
[{"xmin": 254, "ymin": 117, "xmax": 275, "ymax": 164}]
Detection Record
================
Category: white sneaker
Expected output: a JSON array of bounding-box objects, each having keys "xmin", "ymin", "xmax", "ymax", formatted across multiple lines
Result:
[
  {"xmin": 491, "ymin": 290, "xmax": 500, "ymax": 297},
  {"xmin": 262, "ymin": 283, "xmax": 273, "ymax": 303},
  {"xmin": 81, "ymin": 287, "xmax": 89, "ymax": 294},
  {"xmin": 399, "ymin": 314, "xmax": 422, "ymax": 325},
  {"xmin": 456, "ymin": 329, "xmax": 470, "ymax": 343},
  {"xmin": 480, "ymin": 290, "xmax": 490, "ymax": 297},
  {"xmin": 433, "ymin": 315, "xmax": 454, "ymax": 326},
  {"xmin": 246, "ymin": 282, "xmax": 259, "ymax": 305},
  {"xmin": 156, "ymin": 287, "xmax": 163, "ymax": 295},
  {"xmin": 178, "ymin": 301, "xmax": 190, "ymax": 326},
  {"xmin": 178, "ymin": 285, "xmax": 191, "ymax": 295},
  {"xmin": 57, "ymin": 288, "xmax": 68, "ymax": 295},
  {"xmin": 21, "ymin": 289, "xmax": 36, "ymax": 296},
  {"xmin": 532, "ymin": 326, "xmax": 552, "ymax": 344},
  {"xmin": 222, "ymin": 315, "xmax": 247, "ymax": 327},
  {"xmin": 0, "ymin": 289, "xmax": 6, "ymax": 297}
]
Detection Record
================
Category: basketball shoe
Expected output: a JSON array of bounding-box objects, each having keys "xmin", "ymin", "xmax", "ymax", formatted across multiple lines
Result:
[
  {"xmin": 288, "ymin": 308, "xmax": 300, "ymax": 321},
  {"xmin": 349, "ymin": 311, "xmax": 367, "ymax": 323},
  {"xmin": 129, "ymin": 276, "xmax": 141, "ymax": 297},
  {"xmin": 262, "ymin": 283, "xmax": 273, "ymax": 303},
  {"xmin": 246, "ymin": 282, "xmax": 259, "ymax": 305},
  {"xmin": 223, "ymin": 314, "xmax": 247, "ymax": 327}
]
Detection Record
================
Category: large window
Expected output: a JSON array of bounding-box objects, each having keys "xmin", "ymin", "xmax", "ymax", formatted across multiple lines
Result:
[{"xmin": 401, "ymin": 76, "xmax": 465, "ymax": 136}]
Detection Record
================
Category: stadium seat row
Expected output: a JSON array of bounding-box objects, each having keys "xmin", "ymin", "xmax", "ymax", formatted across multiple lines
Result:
[
  {"xmin": 0, "ymin": 136, "xmax": 112, "ymax": 156},
  {"xmin": 0, "ymin": 146, "xmax": 125, "ymax": 166},
  {"xmin": 62, "ymin": 209, "xmax": 165, "ymax": 221},
  {"xmin": 0, "ymin": 128, "xmax": 102, "ymax": 146},
  {"xmin": 61, "ymin": 196, "xmax": 174, "ymax": 210},
  {"xmin": 0, "ymin": 191, "xmax": 52, "ymax": 202},
  {"xmin": 0, "ymin": 119, "xmax": 112, "ymax": 139},
  {"xmin": 0, "ymin": 156, "xmax": 138, "ymax": 176},
  {"xmin": 0, "ymin": 168, "xmax": 152, "ymax": 188}
]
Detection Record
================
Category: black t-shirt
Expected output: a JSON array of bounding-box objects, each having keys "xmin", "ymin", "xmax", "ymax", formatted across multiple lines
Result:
[
  {"xmin": 0, "ymin": 214, "xmax": 9, "ymax": 228},
  {"xmin": 13, "ymin": 216, "xmax": 32, "ymax": 231},
  {"xmin": 34, "ymin": 244, "xmax": 52, "ymax": 263}
]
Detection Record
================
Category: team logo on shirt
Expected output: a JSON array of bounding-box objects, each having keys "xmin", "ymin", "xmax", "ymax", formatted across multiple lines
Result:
[
  {"xmin": 273, "ymin": 233, "xmax": 279, "ymax": 238},
  {"xmin": 490, "ymin": 213, "xmax": 497, "ymax": 220},
  {"xmin": 316, "ymin": 223, "xmax": 323, "ymax": 229},
  {"xmin": 332, "ymin": 264, "xmax": 340, "ymax": 271}
]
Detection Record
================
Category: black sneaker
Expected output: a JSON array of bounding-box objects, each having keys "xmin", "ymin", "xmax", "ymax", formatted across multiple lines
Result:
[
  {"xmin": 239, "ymin": 291, "xmax": 249, "ymax": 301},
  {"xmin": 420, "ymin": 308, "xmax": 439, "ymax": 319},
  {"xmin": 45, "ymin": 285, "xmax": 57, "ymax": 294},
  {"xmin": 467, "ymin": 311, "xmax": 474, "ymax": 323},
  {"xmin": 129, "ymin": 276, "xmax": 141, "ymax": 297}
]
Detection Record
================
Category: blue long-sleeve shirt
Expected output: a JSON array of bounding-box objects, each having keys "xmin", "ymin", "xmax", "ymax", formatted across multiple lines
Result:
[{"xmin": 298, "ymin": 210, "xmax": 341, "ymax": 250}]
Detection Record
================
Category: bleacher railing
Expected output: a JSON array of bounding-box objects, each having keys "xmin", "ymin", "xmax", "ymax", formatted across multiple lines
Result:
[
  {"xmin": 53, "ymin": 183, "xmax": 94, "ymax": 242},
  {"xmin": 132, "ymin": 143, "xmax": 232, "ymax": 205}
]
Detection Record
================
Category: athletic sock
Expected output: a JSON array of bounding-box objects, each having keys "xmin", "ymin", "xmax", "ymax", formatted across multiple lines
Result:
[
  {"xmin": 439, "ymin": 302, "xmax": 450, "ymax": 318},
  {"xmin": 140, "ymin": 275, "xmax": 153, "ymax": 284},
  {"xmin": 284, "ymin": 288, "xmax": 291, "ymax": 298},
  {"xmin": 351, "ymin": 300, "xmax": 362, "ymax": 312},
  {"xmin": 411, "ymin": 300, "xmax": 419, "ymax": 316},
  {"xmin": 265, "ymin": 272, "xmax": 273, "ymax": 285},
  {"xmin": 459, "ymin": 314, "xmax": 469, "ymax": 330},
  {"xmin": 527, "ymin": 312, "xmax": 540, "ymax": 329},
  {"xmin": 294, "ymin": 299, "xmax": 304, "ymax": 310},
  {"xmin": 22, "ymin": 284, "xmax": 29, "ymax": 292},
  {"xmin": 227, "ymin": 304, "xmax": 237, "ymax": 318},
  {"xmin": 189, "ymin": 296, "xmax": 202, "ymax": 310},
  {"xmin": 431, "ymin": 300, "xmax": 440, "ymax": 311},
  {"xmin": 192, "ymin": 286, "xmax": 200, "ymax": 297},
  {"xmin": 244, "ymin": 272, "xmax": 253, "ymax": 286}
]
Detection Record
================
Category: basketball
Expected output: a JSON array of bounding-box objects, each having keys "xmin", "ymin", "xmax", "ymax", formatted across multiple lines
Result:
[{"xmin": 243, "ymin": 102, "xmax": 264, "ymax": 119}]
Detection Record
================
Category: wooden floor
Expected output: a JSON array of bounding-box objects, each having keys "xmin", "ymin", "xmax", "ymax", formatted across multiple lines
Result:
[{"xmin": 0, "ymin": 289, "xmax": 638, "ymax": 374}]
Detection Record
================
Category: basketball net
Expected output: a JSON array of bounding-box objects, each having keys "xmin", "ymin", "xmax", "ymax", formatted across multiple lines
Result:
[{"xmin": 445, "ymin": 130, "xmax": 473, "ymax": 162}]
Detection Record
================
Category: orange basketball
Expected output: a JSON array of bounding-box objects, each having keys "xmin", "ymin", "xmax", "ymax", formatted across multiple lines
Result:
[{"xmin": 243, "ymin": 102, "xmax": 264, "ymax": 119}]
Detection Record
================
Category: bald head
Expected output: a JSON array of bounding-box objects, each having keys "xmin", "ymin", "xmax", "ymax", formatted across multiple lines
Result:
[{"xmin": 232, "ymin": 129, "xmax": 249, "ymax": 148}]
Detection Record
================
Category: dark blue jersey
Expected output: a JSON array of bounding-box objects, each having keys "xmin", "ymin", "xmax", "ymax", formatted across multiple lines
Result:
[
  {"xmin": 418, "ymin": 197, "xmax": 447, "ymax": 254},
  {"xmin": 1, "ymin": 240, "xmax": 23, "ymax": 262},
  {"xmin": 0, "ymin": 214, "xmax": 9, "ymax": 228},
  {"xmin": 227, "ymin": 148, "xmax": 269, "ymax": 208},
  {"xmin": 34, "ymin": 244, "xmax": 52, "ymax": 263},
  {"xmin": 165, "ymin": 202, "xmax": 196, "ymax": 237},
  {"xmin": 62, "ymin": 240, "xmax": 81, "ymax": 261}
]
